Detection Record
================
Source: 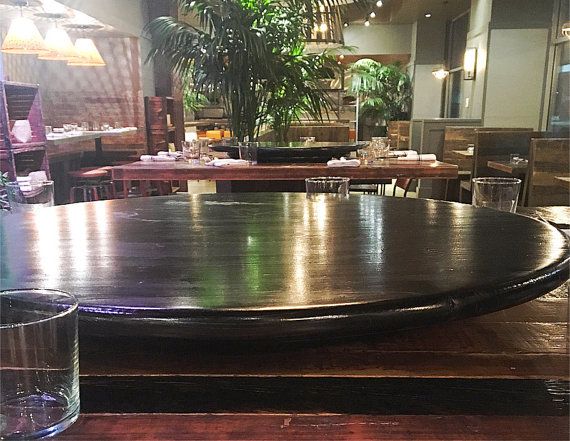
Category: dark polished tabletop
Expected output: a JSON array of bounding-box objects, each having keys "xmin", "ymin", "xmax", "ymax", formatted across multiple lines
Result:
[{"xmin": 1, "ymin": 194, "xmax": 568, "ymax": 340}]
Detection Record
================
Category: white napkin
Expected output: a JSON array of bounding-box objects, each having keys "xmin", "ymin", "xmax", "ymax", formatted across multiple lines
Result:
[
  {"xmin": 327, "ymin": 158, "xmax": 360, "ymax": 167},
  {"xmin": 157, "ymin": 151, "xmax": 182, "ymax": 158},
  {"xmin": 397, "ymin": 154, "xmax": 437, "ymax": 161},
  {"xmin": 28, "ymin": 171, "xmax": 48, "ymax": 182},
  {"xmin": 140, "ymin": 155, "xmax": 176, "ymax": 162},
  {"xmin": 12, "ymin": 120, "xmax": 32, "ymax": 143},
  {"xmin": 392, "ymin": 150, "xmax": 418, "ymax": 157},
  {"xmin": 206, "ymin": 159, "xmax": 248, "ymax": 167}
]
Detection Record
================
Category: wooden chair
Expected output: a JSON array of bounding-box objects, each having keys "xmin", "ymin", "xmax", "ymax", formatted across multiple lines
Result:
[
  {"xmin": 524, "ymin": 138, "xmax": 570, "ymax": 206},
  {"xmin": 392, "ymin": 178, "xmax": 413, "ymax": 197},
  {"xmin": 459, "ymin": 130, "xmax": 540, "ymax": 201},
  {"xmin": 443, "ymin": 127, "xmax": 533, "ymax": 202}
]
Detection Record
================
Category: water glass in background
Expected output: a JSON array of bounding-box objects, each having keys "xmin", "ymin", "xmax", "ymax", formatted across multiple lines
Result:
[
  {"xmin": 357, "ymin": 148, "xmax": 370, "ymax": 165},
  {"xmin": 182, "ymin": 140, "xmax": 201, "ymax": 164},
  {"xmin": 101, "ymin": 123, "xmax": 110, "ymax": 131},
  {"xmin": 238, "ymin": 142, "xmax": 259, "ymax": 165},
  {"xmin": 472, "ymin": 177, "xmax": 522, "ymax": 213},
  {"xmin": 45, "ymin": 125, "xmax": 52, "ymax": 136},
  {"xmin": 300, "ymin": 136, "xmax": 316, "ymax": 146},
  {"xmin": 114, "ymin": 121, "xmax": 122, "ymax": 129},
  {"xmin": 80, "ymin": 122, "xmax": 89, "ymax": 131},
  {"xmin": 0, "ymin": 289, "xmax": 80, "ymax": 439},
  {"xmin": 305, "ymin": 177, "xmax": 350, "ymax": 199},
  {"xmin": 62, "ymin": 124, "xmax": 74, "ymax": 133},
  {"xmin": 370, "ymin": 137, "xmax": 390, "ymax": 159},
  {"xmin": 5, "ymin": 180, "xmax": 54, "ymax": 212}
]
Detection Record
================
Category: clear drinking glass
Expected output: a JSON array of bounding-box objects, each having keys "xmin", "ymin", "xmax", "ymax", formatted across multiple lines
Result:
[
  {"xmin": 182, "ymin": 140, "xmax": 201, "ymax": 164},
  {"xmin": 5, "ymin": 181, "xmax": 54, "ymax": 212},
  {"xmin": 305, "ymin": 177, "xmax": 350, "ymax": 199},
  {"xmin": 44, "ymin": 126, "xmax": 52, "ymax": 137},
  {"xmin": 80, "ymin": 122, "xmax": 89, "ymax": 132},
  {"xmin": 300, "ymin": 136, "xmax": 316, "ymax": 146},
  {"xmin": 472, "ymin": 177, "xmax": 522, "ymax": 213},
  {"xmin": 0, "ymin": 289, "xmax": 80, "ymax": 439},
  {"xmin": 238, "ymin": 142, "xmax": 259, "ymax": 165}
]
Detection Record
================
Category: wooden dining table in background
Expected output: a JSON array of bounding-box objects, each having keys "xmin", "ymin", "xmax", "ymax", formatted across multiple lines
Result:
[
  {"xmin": 487, "ymin": 159, "xmax": 528, "ymax": 177},
  {"xmin": 111, "ymin": 159, "xmax": 459, "ymax": 195}
]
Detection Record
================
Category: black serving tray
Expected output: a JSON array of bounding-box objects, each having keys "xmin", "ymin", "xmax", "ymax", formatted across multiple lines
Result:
[{"xmin": 211, "ymin": 141, "xmax": 363, "ymax": 163}]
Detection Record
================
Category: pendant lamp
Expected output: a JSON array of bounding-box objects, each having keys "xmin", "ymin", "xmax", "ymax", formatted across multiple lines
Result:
[
  {"xmin": 38, "ymin": 26, "xmax": 77, "ymax": 60},
  {"xmin": 1, "ymin": 2, "xmax": 46, "ymax": 55},
  {"xmin": 67, "ymin": 38, "xmax": 105, "ymax": 66}
]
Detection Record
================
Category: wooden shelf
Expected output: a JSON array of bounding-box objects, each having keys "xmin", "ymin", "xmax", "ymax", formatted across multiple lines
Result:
[{"xmin": 0, "ymin": 81, "xmax": 50, "ymax": 180}]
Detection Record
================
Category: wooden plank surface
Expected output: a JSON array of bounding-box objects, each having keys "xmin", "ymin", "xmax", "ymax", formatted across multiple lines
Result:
[
  {"xmin": 78, "ymin": 282, "xmax": 568, "ymax": 379},
  {"xmin": 55, "ymin": 414, "xmax": 570, "ymax": 440},
  {"xmin": 555, "ymin": 176, "xmax": 570, "ymax": 189},
  {"xmin": 487, "ymin": 160, "xmax": 528, "ymax": 176},
  {"xmin": 111, "ymin": 160, "xmax": 458, "ymax": 181}
]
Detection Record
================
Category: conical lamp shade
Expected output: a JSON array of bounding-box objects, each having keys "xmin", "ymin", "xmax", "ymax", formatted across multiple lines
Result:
[
  {"xmin": 1, "ymin": 17, "xmax": 46, "ymax": 54},
  {"xmin": 67, "ymin": 38, "xmax": 105, "ymax": 66},
  {"xmin": 38, "ymin": 27, "xmax": 77, "ymax": 60}
]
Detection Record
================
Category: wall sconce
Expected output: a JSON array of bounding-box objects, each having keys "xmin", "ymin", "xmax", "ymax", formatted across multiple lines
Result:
[
  {"xmin": 463, "ymin": 47, "xmax": 477, "ymax": 80},
  {"xmin": 432, "ymin": 67, "xmax": 449, "ymax": 80}
]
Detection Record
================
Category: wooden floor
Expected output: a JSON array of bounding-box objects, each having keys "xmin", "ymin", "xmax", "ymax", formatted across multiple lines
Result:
[{"xmin": 57, "ymin": 414, "xmax": 569, "ymax": 440}]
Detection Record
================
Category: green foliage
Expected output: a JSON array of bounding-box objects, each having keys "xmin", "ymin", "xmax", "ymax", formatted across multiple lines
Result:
[
  {"xmin": 147, "ymin": 0, "xmax": 335, "ymax": 141},
  {"xmin": 349, "ymin": 59, "xmax": 412, "ymax": 125},
  {"xmin": 183, "ymin": 87, "xmax": 209, "ymax": 114}
]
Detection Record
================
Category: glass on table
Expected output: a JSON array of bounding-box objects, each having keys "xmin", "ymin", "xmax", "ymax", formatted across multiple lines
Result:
[
  {"xmin": 0, "ymin": 289, "xmax": 80, "ymax": 439},
  {"xmin": 80, "ymin": 122, "xmax": 89, "ymax": 131},
  {"xmin": 305, "ymin": 177, "xmax": 350, "ymax": 200},
  {"xmin": 472, "ymin": 177, "xmax": 522, "ymax": 213},
  {"xmin": 5, "ymin": 180, "xmax": 54, "ymax": 212},
  {"xmin": 44, "ymin": 125, "xmax": 52, "ymax": 136},
  {"xmin": 182, "ymin": 140, "xmax": 201, "ymax": 164},
  {"xmin": 101, "ymin": 123, "xmax": 110, "ymax": 131},
  {"xmin": 300, "ymin": 136, "xmax": 316, "ymax": 146},
  {"xmin": 62, "ymin": 124, "xmax": 74, "ymax": 133},
  {"xmin": 357, "ymin": 148, "xmax": 370, "ymax": 165},
  {"xmin": 238, "ymin": 142, "xmax": 259, "ymax": 165}
]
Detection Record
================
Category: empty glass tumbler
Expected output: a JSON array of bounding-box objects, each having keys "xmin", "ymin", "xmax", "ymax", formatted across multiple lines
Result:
[
  {"xmin": 472, "ymin": 177, "xmax": 522, "ymax": 213},
  {"xmin": 305, "ymin": 177, "xmax": 350, "ymax": 199},
  {"xmin": 5, "ymin": 181, "xmax": 54, "ymax": 212},
  {"xmin": 238, "ymin": 142, "xmax": 259, "ymax": 165},
  {"xmin": 0, "ymin": 289, "xmax": 80, "ymax": 439},
  {"xmin": 182, "ymin": 140, "xmax": 201, "ymax": 163}
]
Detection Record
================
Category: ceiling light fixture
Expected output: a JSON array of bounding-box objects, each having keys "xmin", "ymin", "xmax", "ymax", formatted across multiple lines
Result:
[
  {"xmin": 67, "ymin": 38, "xmax": 105, "ymax": 66},
  {"xmin": 38, "ymin": 26, "xmax": 77, "ymax": 60},
  {"xmin": 376, "ymin": 0, "xmax": 383, "ymax": 7},
  {"xmin": 369, "ymin": 11, "xmax": 376, "ymax": 18},
  {"xmin": 425, "ymin": 12, "xmax": 432, "ymax": 18},
  {"xmin": 432, "ymin": 67, "xmax": 449, "ymax": 80},
  {"xmin": 1, "ymin": 1, "xmax": 46, "ymax": 55},
  {"xmin": 305, "ymin": 5, "xmax": 344, "ymax": 51},
  {"xmin": 64, "ymin": 24, "xmax": 106, "ymax": 66},
  {"xmin": 364, "ymin": 19, "xmax": 370, "ymax": 26}
]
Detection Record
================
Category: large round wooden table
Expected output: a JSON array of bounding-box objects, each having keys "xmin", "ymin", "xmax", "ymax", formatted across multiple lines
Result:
[{"xmin": 1, "ymin": 193, "xmax": 568, "ymax": 341}]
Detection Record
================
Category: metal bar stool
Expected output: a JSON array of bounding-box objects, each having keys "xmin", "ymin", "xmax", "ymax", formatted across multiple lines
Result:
[{"xmin": 68, "ymin": 166, "xmax": 115, "ymax": 203}]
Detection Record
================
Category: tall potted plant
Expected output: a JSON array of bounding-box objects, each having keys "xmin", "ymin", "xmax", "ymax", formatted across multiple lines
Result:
[
  {"xmin": 147, "ymin": 0, "xmax": 334, "ymax": 142},
  {"xmin": 349, "ymin": 59, "xmax": 412, "ymax": 137}
]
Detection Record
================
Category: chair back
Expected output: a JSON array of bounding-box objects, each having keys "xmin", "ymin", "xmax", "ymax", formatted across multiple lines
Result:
[
  {"xmin": 525, "ymin": 138, "xmax": 570, "ymax": 206},
  {"xmin": 472, "ymin": 130, "xmax": 540, "ymax": 178}
]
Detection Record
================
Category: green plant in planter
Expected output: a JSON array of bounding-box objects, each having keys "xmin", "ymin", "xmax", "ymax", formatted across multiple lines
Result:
[
  {"xmin": 183, "ymin": 87, "xmax": 209, "ymax": 116},
  {"xmin": 147, "ymin": 0, "xmax": 335, "ymax": 142},
  {"xmin": 266, "ymin": 47, "xmax": 337, "ymax": 143},
  {"xmin": 349, "ymin": 59, "xmax": 412, "ymax": 131}
]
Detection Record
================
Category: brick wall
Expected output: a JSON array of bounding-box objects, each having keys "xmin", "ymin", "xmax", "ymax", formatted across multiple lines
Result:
[{"xmin": 2, "ymin": 36, "xmax": 146, "ymax": 153}]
